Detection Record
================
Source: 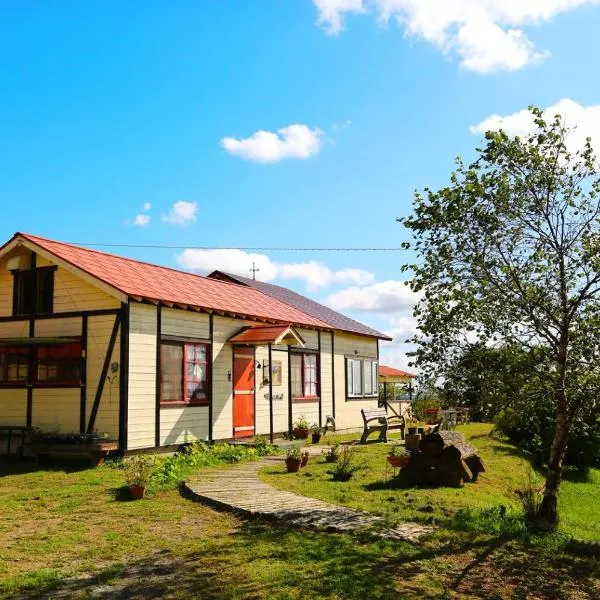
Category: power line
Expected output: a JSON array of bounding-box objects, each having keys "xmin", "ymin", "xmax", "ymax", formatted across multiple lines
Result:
[{"xmin": 69, "ymin": 242, "xmax": 407, "ymax": 252}]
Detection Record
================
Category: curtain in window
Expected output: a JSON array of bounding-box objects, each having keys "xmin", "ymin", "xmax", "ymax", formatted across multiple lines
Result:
[
  {"xmin": 290, "ymin": 354, "xmax": 303, "ymax": 398},
  {"xmin": 161, "ymin": 342, "xmax": 183, "ymax": 402}
]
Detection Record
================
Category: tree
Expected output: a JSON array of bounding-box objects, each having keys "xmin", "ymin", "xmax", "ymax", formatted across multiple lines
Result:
[{"xmin": 401, "ymin": 108, "xmax": 600, "ymax": 527}]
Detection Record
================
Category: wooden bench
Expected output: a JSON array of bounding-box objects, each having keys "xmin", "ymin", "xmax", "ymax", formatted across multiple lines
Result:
[
  {"xmin": 32, "ymin": 441, "xmax": 119, "ymax": 466},
  {"xmin": 360, "ymin": 408, "xmax": 405, "ymax": 444}
]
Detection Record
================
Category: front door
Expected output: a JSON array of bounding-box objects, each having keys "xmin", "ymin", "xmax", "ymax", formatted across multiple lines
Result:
[{"xmin": 233, "ymin": 348, "xmax": 255, "ymax": 439}]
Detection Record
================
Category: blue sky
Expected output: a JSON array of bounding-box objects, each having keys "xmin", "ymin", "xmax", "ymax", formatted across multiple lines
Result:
[{"xmin": 2, "ymin": 1, "xmax": 600, "ymax": 369}]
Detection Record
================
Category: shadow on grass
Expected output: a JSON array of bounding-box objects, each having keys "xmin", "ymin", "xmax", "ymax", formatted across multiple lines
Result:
[
  {"xmin": 109, "ymin": 486, "xmax": 138, "ymax": 502},
  {"xmin": 9, "ymin": 519, "xmax": 600, "ymax": 600},
  {"xmin": 0, "ymin": 460, "xmax": 90, "ymax": 477}
]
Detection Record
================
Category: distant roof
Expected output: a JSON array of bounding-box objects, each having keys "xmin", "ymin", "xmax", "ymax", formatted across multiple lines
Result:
[
  {"xmin": 1, "ymin": 233, "xmax": 330, "ymax": 329},
  {"xmin": 379, "ymin": 365, "xmax": 416, "ymax": 378},
  {"xmin": 207, "ymin": 270, "xmax": 391, "ymax": 340}
]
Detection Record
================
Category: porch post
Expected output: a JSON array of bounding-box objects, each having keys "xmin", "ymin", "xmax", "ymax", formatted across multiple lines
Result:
[{"xmin": 268, "ymin": 342, "xmax": 274, "ymax": 443}]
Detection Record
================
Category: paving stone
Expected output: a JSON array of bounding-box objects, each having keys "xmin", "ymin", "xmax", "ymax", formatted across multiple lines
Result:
[{"xmin": 185, "ymin": 456, "xmax": 433, "ymax": 543}]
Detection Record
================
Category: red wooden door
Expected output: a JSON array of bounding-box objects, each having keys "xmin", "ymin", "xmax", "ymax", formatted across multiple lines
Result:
[{"xmin": 233, "ymin": 348, "xmax": 255, "ymax": 439}]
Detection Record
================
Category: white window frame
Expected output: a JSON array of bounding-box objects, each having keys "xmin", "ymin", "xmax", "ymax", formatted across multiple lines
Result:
[{"xmin": 346, "ymin": 357, "xmax": 378, "ymax": 400}]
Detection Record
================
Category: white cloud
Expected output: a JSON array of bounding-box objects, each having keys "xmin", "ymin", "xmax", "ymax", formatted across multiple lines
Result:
[
  {"xmin": 326, "ymin": 280, "xmax": 421, "ymax": 313},
  {"xmin": 161, "ymin": 201, "xmax": 198, "ymax": 226},
  {"xmin": 313, "ymin": 0, "xmax": 600, "ymax": 73},
  {"xmin": 134, "ymin": 214, "xmax": 151, "ymax": 226},
  {"xmin": 176, "ymin": 248, "xmax": 374, "ymax": 290},
  {"xmin": 143, "ymin": 202, "xmax": 152, "ymax": 211},
  {"xmin": 220, "ymin": 124, "xmax": 323, "ymax": 163},
  {"xmin": 471, "ymin": 98, "xmax": 600, "ymax": 154}
]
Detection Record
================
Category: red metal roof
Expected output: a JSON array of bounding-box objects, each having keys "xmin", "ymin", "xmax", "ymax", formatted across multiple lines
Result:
[
  {"xmin": 7, "ymin": 233, "xmax": 331, "ymax": 329},
  {"xmin": 379, "ymin": 365, "xmax": 416, "ymax": 378},
  {"xmin": 228, "ymin": 325, "xmax": 304, "ymax": 345},
  {"xmin": 208, "ymin": 270, "xmax": 391, "ymax": 340}
]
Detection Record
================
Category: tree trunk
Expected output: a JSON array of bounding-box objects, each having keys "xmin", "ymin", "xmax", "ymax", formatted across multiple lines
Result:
[{"xmin": 537, "ymin": 386, "xmax": 571, "ymax": 528}]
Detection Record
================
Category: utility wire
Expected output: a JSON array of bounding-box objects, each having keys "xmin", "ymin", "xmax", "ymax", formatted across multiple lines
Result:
[{"xmin": 69, "ymin": 242, "xmax": 407, "ymax": 252}]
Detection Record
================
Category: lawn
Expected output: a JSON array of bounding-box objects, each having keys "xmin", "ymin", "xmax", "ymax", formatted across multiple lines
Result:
[
  {"xmin": 261, "ymin": 423, "xmax": 600, "ymax": 542},
  {"xmin": 0, "ymin": 426, "xmax": 599, "ymax": 599}
]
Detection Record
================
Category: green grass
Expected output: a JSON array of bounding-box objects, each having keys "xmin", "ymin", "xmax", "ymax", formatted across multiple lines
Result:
[
  {"xmin": 0, "ymin": 428, "xmax": 599, "ymax": 599},
  {"xmin": 261, "ymin": 423, "xmax": 600, "ymax": 542}
]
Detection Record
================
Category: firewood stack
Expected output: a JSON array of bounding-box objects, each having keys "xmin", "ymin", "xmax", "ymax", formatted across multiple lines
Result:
[{"xmin": 398, "ymin": 431, "xmax": 485, "ymax": 488}]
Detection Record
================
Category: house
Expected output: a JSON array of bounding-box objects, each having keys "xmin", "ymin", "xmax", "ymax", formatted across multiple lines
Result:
[
  {"xmin": 379, "ymin": 365, "xmax": 416, "ymax": 417},
  {"xmin": 0, "ymin": 232, "xmax": 391, "ymax": 454}
]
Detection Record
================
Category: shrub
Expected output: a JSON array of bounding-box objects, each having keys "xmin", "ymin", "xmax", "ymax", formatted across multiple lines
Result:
[
  {"xmin": 293, "ymin": 416, "xmax": 310, "ymax": 430},
  {"xmin": 286, "ymin": 446, "xmax": 302, "ymax": 461},
  {"xmin": 411, "ymin": 396, "xmax": 441, "ymax": 422},
  {"xmin": 322, "ymin": 443, "xmax": 340, "ymax": 462},
  {"xmin": 329, "ymin": 446, "xmax": 364, "ymax": 482}
]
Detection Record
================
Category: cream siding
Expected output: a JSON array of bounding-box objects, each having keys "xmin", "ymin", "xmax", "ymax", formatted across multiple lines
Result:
[
  {"xmin": 0, "ymin": 389, "xmax": 27, "ymax": 426},
  {"xmin": 319, "ymin": 332, "xmax": 333, "ymax": 425},
  {"xmin": 332, "ymin": 332, "xmax": 379, "ymax": 430},
  {"xmin": 0, "ymin": 321, "xmax": 29, "ymax": 338},
  {"xmin": 32, "ymin": 389, "xmax": 80, "ymax": 433},
  {"xmin": 161, "ymin": 308, "xmax": 210, "ymax": 339},
  {"xmin": 160, "ymin": 406, "xmax": 209, "ymax": 446},
  {"xmin": 255, "ymin": 346, "xmax": 289, "ymax": 435},
  {"xmin": 87, "ymin": 314, "xmax": 121, "ymax": 439},
  {"xmin": 127, "ymin": 303, "xmax": 157, "ymax": 450}
]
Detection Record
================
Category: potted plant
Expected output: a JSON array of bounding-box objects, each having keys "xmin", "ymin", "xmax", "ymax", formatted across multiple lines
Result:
[
  {"xmin": 310, "ymin": 423, "xmax": 322, "ymax": 444},
  {"xmin": 322, "ymin": 443, "xmax": 340, "ymax": 463},
  {"xmin": 285, "ymin": 446, "xmax": 302, "ymax": 472},
  {"xmin": 293, "ymin": 416, "xmax": 310, "ymax": 440},
  {"xmin": 123, "ymin": 455, "xmax": 154, "ymax": 499},
  {"xmin": 301, "ymin": 449, "xmax": 310, "ymax": 467},
  {"xmin": 387, "ymin": 445, "xmax": 410, "ymax": 469}
]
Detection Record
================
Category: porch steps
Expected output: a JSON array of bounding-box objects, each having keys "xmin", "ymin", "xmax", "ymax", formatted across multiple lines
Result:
[{"xmin": 184, "ymin": 453, "xmax": 433, "ymax": 543}]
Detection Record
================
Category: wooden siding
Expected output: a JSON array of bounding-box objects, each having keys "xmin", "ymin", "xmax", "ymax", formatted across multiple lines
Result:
[
  {"xmin": 127, "ymin": 303, "xmax": 157, "ymax": 450},
  {"xmin": 32, "ymin": 389, "xmax": 80, "ymax": 432},
  {"xmin": 161, "ymin": 308, "xmax": 210, "ymax": 339},
  {"xmin": 320, "ymin": 333, "xmax": 333, "ymax": 425},
  {"xmin": 333, "ymin": 332, "xmax": 379, "ymax": 430},
  {"xmin": 159, "ymin": 405, "xmax": 209, "ymax": 445},
  {"xmin": 87, "ymin": 314, "xmax": 121, "ymax": 439},
  {"xmin": 254, "ymin": 346, "xmax": 289, "ymax": 435},
  {"xmin": 0, "ymin": 389, "xmax": 27, "ymax": 426}
]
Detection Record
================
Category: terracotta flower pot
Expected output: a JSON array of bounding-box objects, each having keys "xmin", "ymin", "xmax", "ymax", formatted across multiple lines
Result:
[
  {"xmin": 294, "ymin": 428, "xmax": 310, "ymax": 440},
  {"xmin": 301, "ymin": 454, "xmax": 309, "ymax": 467},
  {"xmin": 129, "ymin": 485, "xmax": 145, "ymax": 499},
  {"xmin": 387, "ymin": 455, "xmax": 410, "ymax": 469},
  {"xmin": 285, "ymin": 458, "xmax": 301, "ymax": 473}
]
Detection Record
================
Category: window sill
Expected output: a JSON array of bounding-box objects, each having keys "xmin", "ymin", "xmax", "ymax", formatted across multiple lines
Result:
[
  {"xmin": 160, "ymin": 401, "xmax": 209, "ymax": 408},
  {"xmin": 346, "ymin": 395, "xmax": 379, "ymax": 401},
  {"xmin": 292, "ymin": 396, "xmax": 320, "ymax": 403}
]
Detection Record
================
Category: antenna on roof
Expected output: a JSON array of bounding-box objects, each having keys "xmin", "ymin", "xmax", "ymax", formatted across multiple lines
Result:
[{"xmin": 250, "ymin": 262, "xmax": 260, "ymax": 280}]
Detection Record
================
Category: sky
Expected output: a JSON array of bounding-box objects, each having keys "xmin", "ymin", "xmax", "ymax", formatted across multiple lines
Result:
[{"xmin": 2, "ymin": 1, "xmax": 600, "ymax": 370}]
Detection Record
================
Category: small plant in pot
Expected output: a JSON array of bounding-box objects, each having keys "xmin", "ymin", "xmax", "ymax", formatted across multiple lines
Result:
[
  {"xmin": 293, "ymin": 416, "xmax": 310, "ymax": 440},
  {"xmin": 123, "ymin": 455, "xmax": 154, "ymax": 499},
  {"xmin": 322, "ymin": 443, "xmax": 340, "ymax": 463},
  {"xmin": 301, "ymin": 449, "xmax": 310, "ymax": 467},
  {"xmin": 285, "ymin": 446, "xmax": 302, "ymax": 473},
  {"xmin": 387, "ymin": 445, "xmax": 410, "ymax": 469},
  {"xmin": 310, "ymin": 423, "xmax": 322, "ymax": 444}
]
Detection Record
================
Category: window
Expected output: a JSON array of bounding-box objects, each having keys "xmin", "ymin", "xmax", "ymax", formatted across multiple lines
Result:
[
  {"xmin": 0, "ymin": 346, "xmax": 29, "ymax": 383},
  {"xmin": 0, "ymin": 341, "xmax": 82, "ymax": 385},
  {"xmin": 36, "ymin": 342, "xmax": 82, "ymax": 384},
  {"xmin": 13, "ymin": 268, "xmax": 54, "ymax": 316},
  {"xmin": 160, "ymin": 340, "xmax": 209, "ymax": 405},
  {"xmin": 346, "ymin": 358, "xmax": 378, "ymax": 399},
  {"xmin": 291, "ymin": 352, "xmax": 319, "ymax": 400}
]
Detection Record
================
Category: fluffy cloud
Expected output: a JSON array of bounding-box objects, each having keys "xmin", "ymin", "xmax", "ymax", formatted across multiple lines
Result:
[
  {"xmin": 133, "ymin": 214, "xmax": 151, "ymax": 226},
  {"xmin": 325, "ymin": 280, "xmax": 420, "ymax": 313},
  {"xmin": 220, "ymin": 124, "xmax": 323, "ymax": 163},
  {"xmin": 143, "ymin": 202, "xmax": 152, "ymax": 211},
  {"xmin": 313, "ymin": 0, "xmax": 600, "ymax": 73},
  {"xmin": 161, "ymin": 201, "xmax": 198, "ymax": 226},
  {"xmin": 470, "ymin": 98, "xmax": 600, "ymax": 154},
  {"xmin": 176, "ymin": 248, "xmax": 374, "ymax": 290}
]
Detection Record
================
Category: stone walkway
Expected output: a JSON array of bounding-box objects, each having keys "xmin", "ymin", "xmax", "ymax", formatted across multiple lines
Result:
[{"xmin": 185, "ymin": 450, "xmax": 433, "ymax": 543}]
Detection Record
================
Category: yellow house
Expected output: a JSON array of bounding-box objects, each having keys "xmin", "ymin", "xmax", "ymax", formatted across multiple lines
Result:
[{"xmin": 0, "ymin": 232, "xmax": 391, "ymax": 454}]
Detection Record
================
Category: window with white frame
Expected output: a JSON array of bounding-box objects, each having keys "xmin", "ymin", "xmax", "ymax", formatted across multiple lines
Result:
[{"xmin": 346, "ymin": 358, "xmax": 378, "ymax": 399}]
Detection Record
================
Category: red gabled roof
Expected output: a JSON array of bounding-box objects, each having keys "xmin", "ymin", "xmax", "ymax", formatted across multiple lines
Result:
[
  {"xmin": 379, "ymin": 365, "xmax": 416, "ymax": 378},
  {"xmin": 228, "ymin": 324, "xmax": 304, "ymax": 345},
  {"xmin": 207, "ymin": 270, "xmax": 391, "ymax": 340},
  {"xmin": 7, "ymin": 233, "xmax": 331, "ymax": 329}
]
